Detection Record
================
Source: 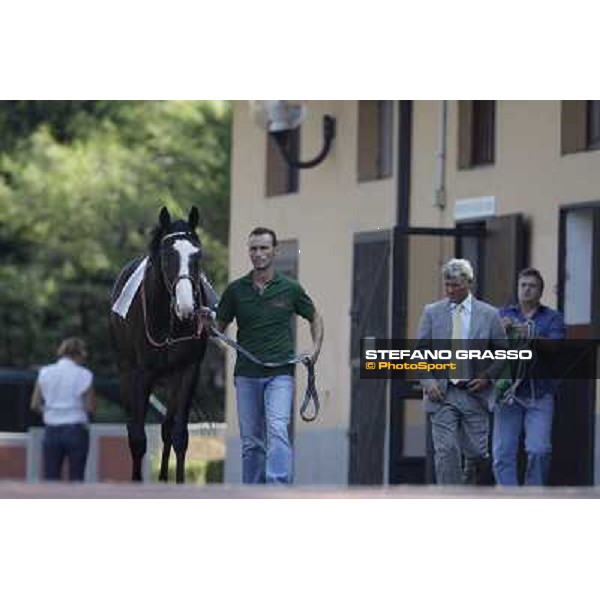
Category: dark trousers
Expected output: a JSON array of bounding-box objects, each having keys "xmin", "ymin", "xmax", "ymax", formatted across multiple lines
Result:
[{"xmin": 43, "ymin": 424, "xmax": 89, "ymax": 481}]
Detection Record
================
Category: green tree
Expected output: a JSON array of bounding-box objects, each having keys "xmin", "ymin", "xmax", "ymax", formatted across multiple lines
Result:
[{"xmin": 0, "ymin": 100, "xmax": 231, "ymax": 396}]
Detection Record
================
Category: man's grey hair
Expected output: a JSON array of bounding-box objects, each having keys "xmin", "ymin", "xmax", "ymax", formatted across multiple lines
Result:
[{"xmin": 442, "ymin": 258, "xmax": 474, "ymax": 283}]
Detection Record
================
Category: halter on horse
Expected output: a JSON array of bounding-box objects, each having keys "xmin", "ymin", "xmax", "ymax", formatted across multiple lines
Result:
[{"xmin": 110, "ymin": 206, "xmax": 217, "ymax": 483}]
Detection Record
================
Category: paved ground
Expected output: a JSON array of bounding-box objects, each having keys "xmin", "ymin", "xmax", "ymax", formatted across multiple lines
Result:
[{"xmin": 2, "ymin": 481, "xmax": 600, "ymax": 499}]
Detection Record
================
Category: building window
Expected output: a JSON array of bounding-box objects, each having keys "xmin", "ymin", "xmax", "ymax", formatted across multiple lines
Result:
[
  {"xmin": 561, "ymin": 100, "xmax": 600, "ymax": 154},
  {"xmin": 458, "ymin": 100, "xmax": 496, "ymax": 169},
  {"xmin": 266, "ymin": 129, "xmax": 299, "ymax": 197},
  {"xmin": 563, "ymin": 208, "xmax": 594, "ymax": 325},
  {"xmin": 357, "ymin": 100, "xmax": 393, "ymax": 182},
  {"xmin": 561, "ymin": 206, "xmax": 600, "ymax": 328},
  {"xmin": 587, "ymin": 101, "xmax": 600, "ymax": 150}
]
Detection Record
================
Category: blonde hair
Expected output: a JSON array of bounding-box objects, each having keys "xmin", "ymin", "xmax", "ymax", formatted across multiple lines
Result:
[{"xmin": 57, "ymin": 337, "xmax": 87, "ymax": 361}]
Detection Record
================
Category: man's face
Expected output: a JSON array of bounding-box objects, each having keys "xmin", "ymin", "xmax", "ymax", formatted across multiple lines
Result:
[
  {"xmin": 518, "ymin": 275, "xmax": 542, "ymax": 304},
  {"xmin": 444, "ymin": 276, "xmax": 470, "ymax": 304},
  {"xmin": 248, "ymin": 233, "xmax": 276, "ymax": 271}
]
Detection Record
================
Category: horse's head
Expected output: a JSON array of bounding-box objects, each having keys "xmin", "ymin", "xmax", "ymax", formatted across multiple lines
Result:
[{"xmin": 150, "ymin": 206, "xmax": 203, "ymax": 321}]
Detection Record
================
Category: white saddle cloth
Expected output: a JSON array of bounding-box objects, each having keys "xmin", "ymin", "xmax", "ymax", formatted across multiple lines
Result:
[{"xmin": 111, "ymin": 257, "xmax": 148, "ymax": 318}]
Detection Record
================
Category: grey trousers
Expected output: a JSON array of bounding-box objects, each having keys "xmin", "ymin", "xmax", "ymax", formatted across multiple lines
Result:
[{"xmin": 430, "ymin": 386, "xmax": 490, "ymax": 485}]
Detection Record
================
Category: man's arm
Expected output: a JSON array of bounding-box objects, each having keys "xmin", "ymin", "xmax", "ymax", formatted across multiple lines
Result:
[
  {"xmin": 547, "ymin": 312, "xmax": 566, "ymax": 339},
  {"xmin": 416, "ymin": 306, "xmax": 444, "ymax": 401},
  {"xmin": 533, "ymin": 311, "xmax": 566, "ymax": 354},
  {"xmin": 308, "ymin": 311, "xmax": 324, "ymax": 365},
  {"xmin": 213, "ymin": 283, "xmax": 235, "ymax": 350},
  {"xmin": 415, "ymin": 306, "xmax": 432, "ymax": 352},
  {"xmin": 293, "ymin": 283, "xmax": 323, "ymax": 365}
]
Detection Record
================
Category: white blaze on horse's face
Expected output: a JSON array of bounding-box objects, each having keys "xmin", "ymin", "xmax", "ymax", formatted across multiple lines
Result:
[{"xmin": 172, "ymin": 239, "xmax": 199, "ymax": 319}]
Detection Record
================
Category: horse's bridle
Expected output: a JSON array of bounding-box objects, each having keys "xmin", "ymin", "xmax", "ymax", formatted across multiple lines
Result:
[
  {"xmin": 141, "ymin": 231, "xmax": 210, "ymax": 348},
  {"xmin": 159, "ymin": 231, "xmax": 201, "ymax": 302}
]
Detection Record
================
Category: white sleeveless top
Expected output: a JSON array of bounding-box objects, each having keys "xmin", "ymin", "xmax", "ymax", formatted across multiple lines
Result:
[{"xmin": 37, "ymin": 357, "xmax": 93, "ymax": 426}]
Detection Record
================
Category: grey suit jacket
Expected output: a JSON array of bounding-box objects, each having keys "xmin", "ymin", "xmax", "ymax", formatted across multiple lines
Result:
[{"xmin": 416, "ymin": 297, "xmax": 508, "ymax": 412}]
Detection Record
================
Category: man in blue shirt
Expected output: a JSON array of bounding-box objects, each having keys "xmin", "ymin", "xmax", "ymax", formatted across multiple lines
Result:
[{"xmin": 493, "ymin": 268, "xmax": 566, "ymax": 486}]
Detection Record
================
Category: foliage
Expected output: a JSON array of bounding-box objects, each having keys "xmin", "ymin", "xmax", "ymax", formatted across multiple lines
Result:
[
  {"xmin": 0, "ymin": 101, "xmax": 231, "ymax": 421},
  {"xmin": 150, "ymin": 457, "xmax": 224, "ymax": 484}
]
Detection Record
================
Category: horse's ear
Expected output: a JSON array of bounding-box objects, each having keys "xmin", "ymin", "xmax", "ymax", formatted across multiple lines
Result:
[
  {"xmin": 159, "ymin": 207, "xmax": 171, "ymax": 229},
  {"xmin": 188, "ymin": 207, "xmax": 200, "ymax": 230}
]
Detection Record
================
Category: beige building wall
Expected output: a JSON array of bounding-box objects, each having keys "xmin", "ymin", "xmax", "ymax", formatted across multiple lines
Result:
[
  {"xmin": 409, "ymin": 101, "xmax": 600, "ymax": 481},
  {"xmin": 228, "ymin": 100, "xmax": 600, "ymax": 484},
  {"xmin": 411, "ymin": 100, "xmax": 600, "ymax": 311}
]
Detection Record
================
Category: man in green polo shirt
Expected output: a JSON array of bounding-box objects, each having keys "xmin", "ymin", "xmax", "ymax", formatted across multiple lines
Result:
[{"xmin": 216, "ymin": 227, "xmax": 324, "ymax": 484}]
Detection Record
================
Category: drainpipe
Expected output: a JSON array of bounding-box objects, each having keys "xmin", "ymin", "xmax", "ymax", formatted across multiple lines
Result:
[
  {"xmin": 434, "ymin": 100, "xmax": 447, "ymax": 210},
  {"xmin": 434, "ymin": 101, "xmax": 448, "ymax": 297}
]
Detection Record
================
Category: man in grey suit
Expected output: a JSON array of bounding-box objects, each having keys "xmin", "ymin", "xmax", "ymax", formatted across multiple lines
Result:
[{"xmin": 417, "ymin": 258, "xmax": 507, "ymax": 485}]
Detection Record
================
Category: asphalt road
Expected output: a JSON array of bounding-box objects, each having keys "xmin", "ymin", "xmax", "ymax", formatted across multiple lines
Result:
[{"xmin": 1, "ymin": 481, "xmax": 599, "ymax": 499}]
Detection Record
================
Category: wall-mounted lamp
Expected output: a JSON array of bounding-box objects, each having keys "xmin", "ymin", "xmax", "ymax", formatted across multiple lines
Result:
[{"xmin": 250, "ymin": 100, "xmax": 336, "ymax": 169}]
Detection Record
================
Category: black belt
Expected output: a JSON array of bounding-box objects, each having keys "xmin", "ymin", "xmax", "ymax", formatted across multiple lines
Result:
[{"xmin": 449, "ymin": 379, "xmax": 471, "ymax": 389}]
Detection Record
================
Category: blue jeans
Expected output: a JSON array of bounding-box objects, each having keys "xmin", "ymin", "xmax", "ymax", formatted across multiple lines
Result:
[
  {"xmin": 493, "ymin": 394, "xmax": 554, "ymax": 486},
  {"xmin": 43, "ymin": 424, "xmax": 89, "ymax": 482},
  {"xmin": 234, "ymin": 375, "xmax": 294, "ymax": 484}
]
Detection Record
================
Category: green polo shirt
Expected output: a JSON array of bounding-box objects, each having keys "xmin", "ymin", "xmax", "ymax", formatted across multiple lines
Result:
[{"xmin": 216, "ymin": 271, "xmax": 316, "ymax": 377}]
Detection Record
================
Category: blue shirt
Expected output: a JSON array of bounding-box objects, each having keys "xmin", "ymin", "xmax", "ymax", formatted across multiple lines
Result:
[{"xmin": 499, "ymin": 303, "xmax": 566, "ymax": 398}]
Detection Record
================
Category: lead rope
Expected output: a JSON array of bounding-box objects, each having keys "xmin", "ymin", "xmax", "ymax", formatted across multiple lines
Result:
[{"xmin": 209, "ymin": 325, "xmax": 320, "ymax": 422}]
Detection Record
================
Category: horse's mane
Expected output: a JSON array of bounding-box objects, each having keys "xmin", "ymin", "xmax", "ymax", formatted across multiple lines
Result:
[{"xmin": 148, "ymin": 220, "xmax": 200, "ymax": 257}]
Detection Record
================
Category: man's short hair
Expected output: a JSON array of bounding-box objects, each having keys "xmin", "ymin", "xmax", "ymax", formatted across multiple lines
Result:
[
  {"xmin": 249, "ymin": 227, "xmax": 277, "ymax": 247},
  {"xmin": 57, "ymin": 337, "xmax": 87, "ymax": 360},
  {"xmin": 442, "ymin": 258, "xmax": 474, "ymax": 283},
  {"xmin": 518, "ymin": 267, "xmax": 544, "ymax": 292}
]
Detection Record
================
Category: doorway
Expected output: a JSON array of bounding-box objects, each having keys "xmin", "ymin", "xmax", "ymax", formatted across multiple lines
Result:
[{"xmin": 389, "ymin": 214, "xmax": 528, "ymax": 484}]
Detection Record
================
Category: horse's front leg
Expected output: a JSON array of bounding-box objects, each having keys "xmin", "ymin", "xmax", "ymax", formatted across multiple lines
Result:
[
  {"xmin": 126, "ymin": 369, "xmax": 152, "ymax": 482},
  {"xmin": 159, "ymin": 415, "xmax": 174, "ymax": 482},
  {"xmin": 171, "ymin": 363, "xmax": 200, "ymax": 484},
  {"xmin": 173, "ymin": 417, "xmax": 189, "ymax": 484}
]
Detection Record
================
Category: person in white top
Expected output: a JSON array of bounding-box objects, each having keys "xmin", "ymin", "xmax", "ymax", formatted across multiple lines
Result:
[{"xmin": 30, "ymin": 337, "xmax": 96, "ymax": 481}]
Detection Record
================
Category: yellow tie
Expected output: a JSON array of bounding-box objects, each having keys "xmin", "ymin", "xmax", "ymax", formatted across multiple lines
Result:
[
  {"xmin": 452, "ymin": 303, "xmax": 464, "ymax": 340},
  {"xmin": 451, "ymin": 303, "xmax": 467, "ymax": 382}
]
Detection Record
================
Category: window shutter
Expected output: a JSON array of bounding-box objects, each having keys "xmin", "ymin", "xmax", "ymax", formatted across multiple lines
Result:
[
  {"xmin": 457, "ymin": 100, "xmax": 473, "ymax": 169},
  {"xmin": 266, "ymin": 130, "xmax": 299, "ymax": 196},
  {"xmin": 378, "ymin": 100, "xmax": 394, "ymax": 177},
  {"xmin": 471, "ymin": 100, "xmax": 495, "ymax": 165},
  {"xmin": 357, "ymin": 100, "xmax": 379, "ymax": 181},
  {"xmin": 587, "ymin": 101, "xmax": 600, "ymax": 150},
  {"xmin": 561, "ymin": 100, "xmax": 587, "ymax": 155}
]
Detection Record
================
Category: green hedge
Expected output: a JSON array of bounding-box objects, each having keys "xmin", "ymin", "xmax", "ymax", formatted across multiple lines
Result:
[{"xmin": 150, "ymin": 457, "xmax": 224, "ymax": 484}]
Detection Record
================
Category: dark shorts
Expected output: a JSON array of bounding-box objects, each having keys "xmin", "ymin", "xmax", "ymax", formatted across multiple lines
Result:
[{"xmin": 43, "ymin": 423, "xmax": 90, "ymax": 482}]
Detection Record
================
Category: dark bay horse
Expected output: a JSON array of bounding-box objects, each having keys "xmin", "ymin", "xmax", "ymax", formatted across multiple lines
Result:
[{"xmin": 109, "ymin": 206, "xmax": 217, "ymax": 483}]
